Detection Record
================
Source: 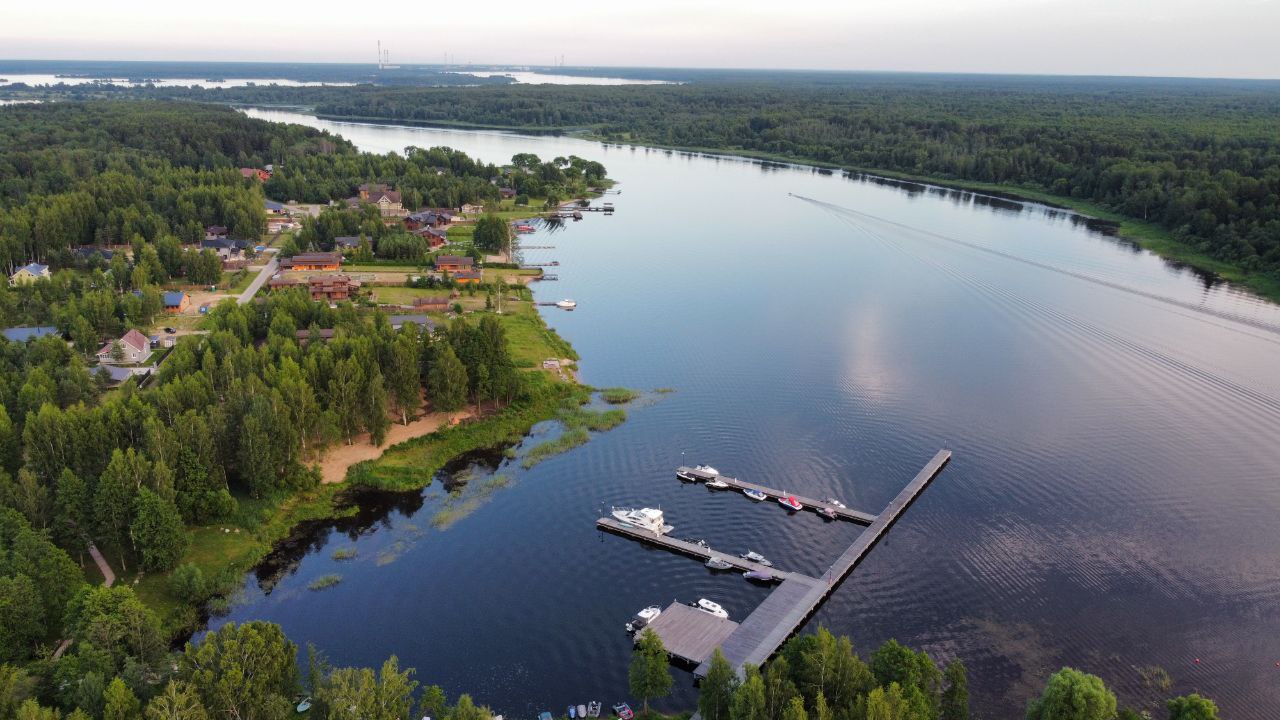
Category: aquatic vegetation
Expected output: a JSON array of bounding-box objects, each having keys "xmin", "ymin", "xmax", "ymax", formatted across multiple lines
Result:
[
  {"xmin": 599, "ymin": 387, "xmax": 640, "ymax": 404},
  {"xmin": 307, "ymin": 574, "xmax": 342, "ymax": 591},
  {"xmin": 331, "ymin": 547, "xmax": 357, "ymax": 561}
]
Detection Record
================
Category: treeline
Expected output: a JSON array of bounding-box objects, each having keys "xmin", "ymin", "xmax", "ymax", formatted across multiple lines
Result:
[
  {"xmin": 91, "ymin": 78, "xmax": 1280, "ymax": 281},
  {"xmin": 633, "ymin": 627, "xmax": 1220, "ymax": 720},
  {"xmin": 0, "ymin": 613, "xmax": 503, "ymax": 720}
]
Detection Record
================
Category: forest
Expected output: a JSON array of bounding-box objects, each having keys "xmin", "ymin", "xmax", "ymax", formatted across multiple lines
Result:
[{"xmin": 45, "ymin": 75, "xmax": 1280, "ymax": 289}]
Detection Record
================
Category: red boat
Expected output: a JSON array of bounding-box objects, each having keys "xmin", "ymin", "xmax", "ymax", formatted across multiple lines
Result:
[
  {"xmin": 778, "ymin": 494, "xmax": 803, "ymax": 511},
  {"xmin": 613, "ymin": 704, "xmax": 634, "ymax": 720}
]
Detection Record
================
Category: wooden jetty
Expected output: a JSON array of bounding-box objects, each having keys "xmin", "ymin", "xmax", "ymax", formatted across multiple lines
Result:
[
  {"xmin": 676, "ymin": 467, "xmax": 876, "ymax": 524},
  {"xmin": 639, "ymin": 603, "xmax": 739, "ymax": 666},
  {"xmin": 599, "ymin": 450, "xmax": 951, "ymax": 679},
  {"xmin": 595, "ymin": 518, "xmax": 792, "ymax": 580},
  {"xmin": 693, "ymin": 449, "xmax": 951, "ymax": 677}
]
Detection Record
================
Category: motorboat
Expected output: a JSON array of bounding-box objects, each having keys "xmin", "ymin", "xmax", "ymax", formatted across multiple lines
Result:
[
  {"xmin": 588, "ymin": 702, "xmax": 602, "ymax": 718},
  {"xmin": 744, "ymin": 570, "xmax": 777, "ymax": 583},
  {"xmin": 693, "ymin": 598, "xmax": 729, "ymax": 619},
  {"xmin": 569, "ymin": 706, "xmax": 576, "ymax": 719},
  {"xmin": 611, "ymin": 507, "xmax": 672, "ymax": 535},
  {"xmin": 695, "ymin": 464, "xmax": 720, "ymax": 476},
  {"xmin": 613, "ymin": 704, "xmax": 634, "ymax": 720},
  {"xmin": 677, "ymin": 469, "xmax": 699, "ymax": 482},
  {"xmin": 743, "ymin": 488, "xmax": 767, "ymax": 501},
  {"xmin": 626, "ymin": 605, "xmax": 662, "ymax": 632},
  {"xmin": 578, "ymin": 706, "xmax": 587, "ymax": 719},
  {"xmin": 818, "ymin": 507, "xmax": 838, "ymax": 520},
  {"xmin": 741, "ymin": 551, "xmax": 773, "ymax": 566},
  {"xmin": 705, "ymin": 478, "xmax": 729, "ymax": 490},
  {"xmin": 778, "ymin": 494, "xmax": 804, "ymax": 511},
  {"xmin": 705, "ymin": 557, "xmax": 734, "ymax": 571},
  {"xmin": 556, "ymin": 299, "xmax": 577, "ymax": 309},
  {"xmin": 824, "ymin": 498, "xmax": 847, "ymax": 509},
  {"xmin": 296, "ymin": 697, "xmax": 312, "ymax": 713}
]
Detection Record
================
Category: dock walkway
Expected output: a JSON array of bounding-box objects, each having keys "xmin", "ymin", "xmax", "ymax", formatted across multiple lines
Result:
[
  {"xmin": 595, "ymin": 518, "xmax": 807, "ymax": 581},
  {"xmin": 676, "ymin": 467, "xmax": 877, "ymax": 524}
]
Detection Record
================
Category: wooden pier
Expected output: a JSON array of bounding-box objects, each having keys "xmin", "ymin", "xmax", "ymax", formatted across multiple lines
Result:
[
  {"xmin": 596, "ymin": 518, "xmax": 793, "ymax": 580},
  {"xmin": 675, "ymin": 467, "xmax": 877, "ymax": 524},
  {"xmin": 599, "ymin": 450, "xmax": 951, "ymax": 678}
]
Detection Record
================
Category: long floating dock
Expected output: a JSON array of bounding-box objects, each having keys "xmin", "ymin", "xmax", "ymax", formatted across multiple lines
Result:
[
  {"xmin": 694, "ymin": 449, "xmax": 951, "ymax": 677},
  {"xmin": 596, "ymin": 518, "xmax": 807, "ymax": 581},
  {"xmin": 675, "ymin": 467, "xmax": 877, "ymax": 524}
]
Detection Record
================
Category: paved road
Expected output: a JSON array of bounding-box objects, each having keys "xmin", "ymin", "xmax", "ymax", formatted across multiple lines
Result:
[{"xmin": 238, "ymin": 254, "xmax": 279, "ymax": 304}]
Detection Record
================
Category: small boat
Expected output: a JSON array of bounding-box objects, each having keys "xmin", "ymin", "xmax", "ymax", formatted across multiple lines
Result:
[
  {"xmin": 743, "ymin": 488, "xmax": 767, "ymax": 501},
  {"xmin": 743, "ymin": 570, "xmax": 776, "ymax": 583},
  {"xmin": 569, "ymin": 706, "xmax": 577, "ymax": 719},
  {"xmin": 588, "ymin": 702, "xmax": 602, "ymax": 718},
  {"xmin": 613, "ymin": 704, "xmax": 634, "ymax": 720},
  {"xmin": 296, "ymin": 698, "xmax": 312, "ymax": 713},
  {"xmin": 818, "ymin": 507, "xmax": 838, "ymax": 520},
  {"xmin": 778, "ymin": 494, "xmax": 804, "ymax": 512},
  {"xmin": 682, "ymin": 537, "xmax": 709, "ymax": 548},
  {"xmin": 705, "ymin": 478, "xmax": 729, "ymax": 490},
  {"xmin": 741, "ymin": 551, "xmax": 773, "ymax": 567},
  {"xmin": 540, "ymin": 713, "xmax": 554, "ymax": 720},
  {"xmin": 705, "ymin": 557, "xmax": 734, "ymax": 571},
  {"xmin": 611, "ymin": 507, "xmax": 672, "ymax": 535},
  {"xmin": 824, "ymin": 498, "xmax": 847, "ymax": 509},
  {"xmin": 676, "ymin": 469, "xmax": 698, "ymax": 482},
  {"xmin": 695, "ymin": 464, "xmax": 720, "ymax": 476},
  {"xmin": 626, "ymin": 605, "xmax": 662, "ymax": 632},
  {"xmin": 578, "ymin": 706, "xmax": 587, "ymax": 719},
  {"xmin": 693, "ymin": 598, "xmax": 729, "ymax": 619},
  {"xmin": 555, "ymin": 299, "xmax": 577, "ymax": 309}
]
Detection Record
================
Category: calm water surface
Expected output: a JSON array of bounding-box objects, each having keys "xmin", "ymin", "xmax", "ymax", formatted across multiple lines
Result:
[{"xmin": 221, "ymin": 109, "xmax": 1280, "ymax": 718}]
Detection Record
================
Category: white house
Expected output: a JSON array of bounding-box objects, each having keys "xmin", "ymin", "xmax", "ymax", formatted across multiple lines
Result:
[{"xmin": 10, "ymin": 263, "xmax": 50, "ymax": 286}]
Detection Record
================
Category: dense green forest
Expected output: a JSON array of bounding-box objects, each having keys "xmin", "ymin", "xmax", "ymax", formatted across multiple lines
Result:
[{"xmin": 46, "ymin": 76, "xmax": 1280, "ymax": 292}]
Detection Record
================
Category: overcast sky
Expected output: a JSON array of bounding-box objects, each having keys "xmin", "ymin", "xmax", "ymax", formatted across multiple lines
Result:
[{"xmin": 2, "ymin": 0, "xmax": 1277, "ymax": 79}]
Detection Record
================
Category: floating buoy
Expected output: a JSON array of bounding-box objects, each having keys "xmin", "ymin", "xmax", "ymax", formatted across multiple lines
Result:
[{"xmin": 1194, "ymin": 658, "xmax": 1201, "ymax": 664}]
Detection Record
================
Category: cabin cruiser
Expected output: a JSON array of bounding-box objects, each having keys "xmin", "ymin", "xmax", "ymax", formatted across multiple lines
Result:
[
  {"xmin": 695, "ymin": 464, "xmax": 720, "ymax": 476},
  {"xmin": 824, "ymin": 498, "xmax": 847, "ymax": 509},
  {"xmin": 693, "ymin": 598, "xmax": 729, "ymax": 619},
  {"xmin": 705, "ymin": 477, "xmax": 729, "ymax": 490},
  {"xmin": 626, "ymin": 605, "xmax": 662, "ymax": 632},
  {"xmin": 677, "ymin": 469, "xmax": 698, "ymax": 483},
  {"xmin": 611, "ymin": 507, "xmax": 672, "ymax": 535},
  {"xmin": 742, "ymin": 488, "xmax": 767, "ymax": 501},
  {"xmin": 705, "ymin": 557, "xmax": 734, "ymax": 571},
  {"xmin": 778, "ymin": 494, "xmax": 804, "ymax": 511},
  {"xmin": 740, "ymin": 551, "xmax": 773, "ymax": 567},
  {"xmin": 555, "ymin": 299, "xmax": 577, "ymax": 309}
]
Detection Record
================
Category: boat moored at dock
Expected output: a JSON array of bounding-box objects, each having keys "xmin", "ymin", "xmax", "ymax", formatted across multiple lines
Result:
[{"xmin": 610, "ymin": 507, "xmax": 672, "ymax": 535}]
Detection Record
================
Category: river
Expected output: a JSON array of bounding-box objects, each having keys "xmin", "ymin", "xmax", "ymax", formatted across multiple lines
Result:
[{"xmin": 220, "ymin": 109, "xmax": 1280, "ymax": 718}]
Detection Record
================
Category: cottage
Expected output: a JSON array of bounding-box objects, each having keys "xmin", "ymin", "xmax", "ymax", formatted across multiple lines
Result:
[
  {"xmin": 294, "ymin": 328, "xmax": 337, "ymax": 345},
  {"xmin": 498, "ymin": 187, "xmax": 518, "ymax": 199},
  {"xmin": 405, "ymin": 211, "xmax": 447, "ymax": 230},
  {"xmin": 163, "ymin": 291, "xmax": 191, "ymax": 314},
  {"xmin": 452, "ymin": 270, "xmax": 483, "ymax": 285},
  {"xmin": 72, "ymin": 246, "xmax": 115, "ymax": 263},
  {"xmin": 96, "ymin": 329, "xmax": 152, "ymax": 364},
  {"xmin": 333, "ymin": 236, "xmax": 363, "ymax": 252},
  {"xmin": 264, "ymin": 199, "xmax": 288, "ymax": 215},
  {"xmin": 308, "ymin": 275, "xmax": 361, "ymax": 302},
  {"xmin": 1, "ymin": 326, "xmax": 59, "ymax": 343},
  {"xmin": 240, "ymin": 167, "xmax": 270, "ymax": 182},
  {"xmin": 459, "ymin": 203, "xmax": 484, "ymax": 215},
  {"xmin": 267, "ymin": 277, "xmax": 304, "ymax": 291},
  {"xmin": 201, "ymin": 237, "xmax": 251, "ymax": 258},
  {"xmin": 10, "ymin": 263, "xmax": 50, "ymax": 286},
  {"xmin": 280, "ymin": 252, "xmax": 342, "ymax": 271},
  {"xmin": 412, "ymin": 226, "xmax": 448, "ymax": 248},
  {"xmin": 97, "ymin": 365, "xmax": 151, "ymax": 387},
  {"xmin": 266, "ymin": 217, "xmax": 294, "ymax": 233},
  {"xmin": 205, "ymin": 225, "xmax": 229, "ymax": 240},
  {"xmin": 352, "ymin": 183, "xmax": 405, "ymax": 217},
  {"xmin": 435, "ymin": 255, "xmax": 474, "ymax": 273}
]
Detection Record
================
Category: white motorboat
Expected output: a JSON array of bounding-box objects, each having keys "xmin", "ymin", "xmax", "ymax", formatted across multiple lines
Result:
[
  {"xmin": 740, "ymin": 551, "xmax": 773, "ymax": 567},
  {"xmin": 611, "ymin": 507, "xmax": 673, "ymax": 535},
  {"xmin": 556, "ymin": 299, "xmax": 577, "ymax": 309},
  {"xmin": 694, "ymin": 598, "xmax": 729, "ymax": 619},
  {"xmin": 743, "ymin": 488, "xmax": 767, "ymax": 501},
  {"xmin": 626, "ymin": 605, "xmax": 662, "ymax": 632},
  {"xmin": 824, "ymin": 498, "xmax": 847, "ymax": 509},
  {"xmin": 695, "ymin": 464, "xmax": 720, "ymax": 476},
  {"xmin": 705, "ymin": 478, "xmax": 729, "ymax": 490}
]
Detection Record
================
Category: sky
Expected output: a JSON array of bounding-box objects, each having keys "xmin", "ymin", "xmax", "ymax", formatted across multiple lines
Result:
[{"xmin": 2, "ymin": 0, "xmax": 1278, "ymax": 79}]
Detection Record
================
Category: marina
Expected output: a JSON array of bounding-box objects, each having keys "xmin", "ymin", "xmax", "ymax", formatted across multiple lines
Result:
[
  {"xmin": 675, "ymin": 467, "xmax": 877, "ymax": 524},
  {"xmin": 602, "ymin": 450, "xmax": 951, "ymax": 678}
]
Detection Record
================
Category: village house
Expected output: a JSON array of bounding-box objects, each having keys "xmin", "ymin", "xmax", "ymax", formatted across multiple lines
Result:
[
  {"xmin": 350, "ymin": 183, "xmax": 406, "ymax": 218},
  {"xmin": 96, "ymin": 329, "xmax": 152, "ymax": 364},
  {"xmin": 405, "ymin": 210, "xmax": 453, "ymax": 230},
  {"xmin": 267, "ymin": 217, "xmax": 295, "ymax": 234},
  {"xmin": 10, "ymin": 263, "xmax": 50, "ymax": 286},
  {"xmin": 264, "ymin": 199, "xmax": 288, "ymax": 215},
  {"xmin": 240, "ymin": 167, "xmax": 270, "ymax": 182},
  {"xmin": 72, "ymin": 246, "xmax": 115, "ymax": 263},
  {"xmin": 201, "ymin": 237, "xmax": 251, "ymax": 259},
  {"xmin": 413, "ymin": 296, "xmax": 451, "ymax": 312},
  {"xmin": 412, "ymin": 226, "xmax": 448, "ymax": 248},
  {"xmin": 499, "ymin": 187, "xmax": 518, "ymax": 199},
  {"xmin": 294, "ymin": 328, "xmax": 336, "ymax": 345},
  {"xmin": 163, "ymin": 291, "xmax": 191, "ymax": 314},
  {"xmin": 460, "ymin": 203, "xmax": 484, "ymax": 215},
  {"xmin": 204, "ymin": 225, "xmax": 229, "ymax": 241},
  {"xmin": 333, "ymin": 236, "xmax": 363, "ymax": 252},
  {"xmin": 280, "ymin": 252, "xmax": 342, "ymax": 271},
  {"xmin": 434, "ymin": 255, "xmax": 474, "ymax": 273},
  {"xmin": 388, "ymin": 314, "xmax": 435, "ymax": 331},
  {"xmin": 307, "ymin": 275, "xmax": 361, "ymax": 302},
  {"xmin": 452, "ymin": 270, "xmax": 483, "ymax": 285}
]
